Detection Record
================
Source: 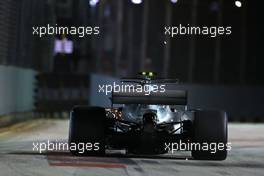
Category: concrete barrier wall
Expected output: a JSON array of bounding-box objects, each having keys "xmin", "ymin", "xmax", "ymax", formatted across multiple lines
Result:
[{"xmin": 0, "ymin": 65, "xmax": 36, "ymax": 115}]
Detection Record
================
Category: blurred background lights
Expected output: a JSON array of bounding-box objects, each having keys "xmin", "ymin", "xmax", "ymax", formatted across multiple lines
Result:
[
  {"xmin": 235, "ymin": 1, "xmax": 242, "ymax": 7},
  {"xmin": 89, "ymin": 0, "xmax": 99, "ymax": 7},
  {"xmin": 170, "ymin": 0, "xmax": 178, "ymax": 3},
  {"xmin": 131, "ymin": 0, "xmax": 142, "ymax": 4}
]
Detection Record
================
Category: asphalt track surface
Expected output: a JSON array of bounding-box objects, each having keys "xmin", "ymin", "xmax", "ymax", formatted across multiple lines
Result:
[{"xmin": 0, "ymin": 119, "xmax": 263, "ymax": 176}]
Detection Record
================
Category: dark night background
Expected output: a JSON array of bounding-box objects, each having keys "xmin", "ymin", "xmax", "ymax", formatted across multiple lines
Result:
[{"xmin": 0, "ymin": 0, "xmax": 263, "ymax": 121}]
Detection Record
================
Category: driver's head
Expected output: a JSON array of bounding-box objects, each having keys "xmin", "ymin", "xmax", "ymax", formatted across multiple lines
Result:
[{"xmin": 143, "ymin": 112, "xmax": 157, "ymax": 124}]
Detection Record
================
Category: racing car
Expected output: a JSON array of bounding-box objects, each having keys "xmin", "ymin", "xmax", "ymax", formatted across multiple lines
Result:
[{"xmin": 69, "ymin": 72, "xmax": 228, "ymax": 160}]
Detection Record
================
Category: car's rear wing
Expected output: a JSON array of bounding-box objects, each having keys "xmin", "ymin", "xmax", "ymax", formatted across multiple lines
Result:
[
  {"xmin": 111, "ymin": 90, "xmax": 187, "ymax": 105},
  {"xmin": 120, "ymin": 78, "xmax": 179, "ymax": 84}
]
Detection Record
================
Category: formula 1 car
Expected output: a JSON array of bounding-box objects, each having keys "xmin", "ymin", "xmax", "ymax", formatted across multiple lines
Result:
[{"xmin": 69, "ymin": 72, "xmax": 228, "ymax": 160}]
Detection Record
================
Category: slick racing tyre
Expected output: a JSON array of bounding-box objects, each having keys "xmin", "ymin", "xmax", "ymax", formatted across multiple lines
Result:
[
  {"xmin": 69, "ymin": 106, "xmax": 106, "ymax": 156},
  {"xmin": 192, "ymin": 110, "xmax": 228, "ymax": 160}
]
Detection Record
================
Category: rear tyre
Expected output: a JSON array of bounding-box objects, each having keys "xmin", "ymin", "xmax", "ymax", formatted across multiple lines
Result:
[
  {"xmin": 191, "ymin": 110, "xmax": 228, "ymax": 160},
  {"xmin": 69, "ymin": 106, "xmax": 106, "ymax": 156}
]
